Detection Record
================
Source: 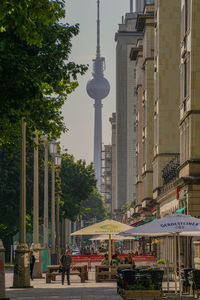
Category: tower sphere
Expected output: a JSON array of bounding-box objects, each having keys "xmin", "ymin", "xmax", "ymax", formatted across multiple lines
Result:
[{"xmin": 86, "ymin": 76, "xmax": 110, "ymax": 100}]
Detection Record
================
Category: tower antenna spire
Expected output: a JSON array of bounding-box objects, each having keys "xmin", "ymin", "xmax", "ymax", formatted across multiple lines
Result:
[{"xmin": 96, "ymin": 0, "xmax": 100, "ymax": 58}]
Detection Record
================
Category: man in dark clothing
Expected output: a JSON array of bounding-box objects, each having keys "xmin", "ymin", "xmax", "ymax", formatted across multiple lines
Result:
[
  {"xmin": 60, "ymin": 250, "xmax": 72, "ymax": 285},
  {"xmin": 30, "ymin": 251, "xmax": 35, "ymax": 280}
]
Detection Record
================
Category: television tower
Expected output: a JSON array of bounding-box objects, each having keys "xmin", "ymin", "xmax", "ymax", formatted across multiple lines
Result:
[{"xmin": 86, "ymin": 0, "xmax": 110, "ymax": 191}]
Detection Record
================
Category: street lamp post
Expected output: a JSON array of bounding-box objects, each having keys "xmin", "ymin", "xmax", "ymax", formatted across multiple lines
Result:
[
  {"xmin": 43, "ymin": 136, "xmax": 49, "ymax": 249},
  {"xmin": 55, "ymin": 154, "xmax": 62, "ymax": 254},
  {"xmin": 32, "ymin": 132, "xmax": 42, "ymax": 278},
  {"xmin": 49, "ymin": 140, "xmax": 57, "ymax": 263},
  {"xmin": 13, "ymin": 119, "xmax": 31, "ymax": 288},
  {"xmin": 0, "ymin": 240, "xmax": 9, "ymax": 299}
]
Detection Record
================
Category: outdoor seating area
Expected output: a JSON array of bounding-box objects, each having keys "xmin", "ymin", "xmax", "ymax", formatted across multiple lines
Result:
[
  {"xmin": 117, "ymin": 267, "xmax": 164, "ymax": 300},
  {"xmin": 46, "ymin": 264, "xmax": 88, "ymax": 284},
  {"xmin": 181, "ymin": 269, "xmax": 200, "ymax": 296},
  {"xmin": 95, "ymin": 264, "xmax": 132, "ymax": 282}
]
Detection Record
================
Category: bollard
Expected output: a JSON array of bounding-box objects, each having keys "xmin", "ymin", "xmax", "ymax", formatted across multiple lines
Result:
[{"xmin": 0, "ymin": 240, "xmax": 10, "ymax": 300}]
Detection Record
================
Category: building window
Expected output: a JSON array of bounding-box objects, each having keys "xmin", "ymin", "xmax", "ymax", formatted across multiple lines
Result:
[
  {"xmin": 154, "ymin": 113, "xmax": 157, "ymax": 150},
  {"xmin": 142, "ymin": 101, "xmax": 146, "ymax": 128},
  {"xmin": 184, "ymin": 60, "xmax": 187, "ymax": 98},
  {"xmin": 183, "ymin": 100, "xmax": 186, "ymax": 112},
  {"xmin": 145, "ymin": 0, "xmax": 154, "ymax": 4},
  {"xmin": 134, "ymin": 87, "xmax": 137, "ymax": 96},
  {"xmin": 185, "ymin": 0, "xmax": 190, "ymax": 33},
  {"xmin": 134, "ymin": 68, "xmax": 136, "ymax": 79},
  {"xmin": 183, "ymin": 54, "xmax": 190, "ymax": 100},
  {"xmin": 185, "ymin": 119, "xmax": 189, "ymax": 161},
  {"xmin": 142, "ymin": 139, "xmax": 146, "ymax": 165},
  {"xmin": 105, "ymin": 153, "xmax": 111, "ymax": 159},
  {"xmin": 136, "ymin": 153, "xmax": 138, "ymax": 176}
]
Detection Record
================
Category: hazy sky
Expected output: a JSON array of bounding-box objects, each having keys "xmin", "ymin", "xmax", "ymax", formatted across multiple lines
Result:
[{"xmin": 61, "ymin": 0, "xmax": 135, "ymax": 163}]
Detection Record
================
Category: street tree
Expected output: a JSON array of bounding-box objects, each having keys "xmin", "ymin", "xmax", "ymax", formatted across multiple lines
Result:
[
  {"xmin": 0, "ymin": 145, "xmax": 46, "ymax": 260},
  {"xmin": 81, "ymin": 189, "xmax": 108, "ymax": 223},
  {"xmin": 60, "ymin": 152, "xmax": 97, "ymax": 221},
  {"xmin": 0, "ymin": 0, "xmax": 87, "ymax": 149}
]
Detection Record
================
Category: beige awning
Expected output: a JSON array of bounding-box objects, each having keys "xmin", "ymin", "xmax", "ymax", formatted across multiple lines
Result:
[
  {"xmin": 71, "ymin": 219, "xmax": 132, "ymax": 236},
  {"xmin": 89, "ymin": 234, "xmax": 135, "ymax": 241}
]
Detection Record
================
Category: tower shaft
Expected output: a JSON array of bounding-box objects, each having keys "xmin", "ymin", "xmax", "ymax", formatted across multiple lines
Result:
[{"xmin": 94, "ymin": 100, "xmax": 102, "ymax": 191}]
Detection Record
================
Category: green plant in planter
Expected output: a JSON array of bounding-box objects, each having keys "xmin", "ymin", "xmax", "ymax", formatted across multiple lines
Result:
[
  {"xmin": 149, "ymin": 284, "xmax": 156, "ymax": 290},
  {"xmin": 132, "ymin": 283, "xmax": 146, "ymax": 290},
  {"xmin": 157, "ymin": 259, "xmax": 165, "ymax": 264}
]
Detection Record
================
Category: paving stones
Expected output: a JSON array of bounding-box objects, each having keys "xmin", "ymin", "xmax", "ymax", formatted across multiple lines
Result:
[{"xmin": 5, "ymin": 270, "xmax": 122, "ymax": 300}]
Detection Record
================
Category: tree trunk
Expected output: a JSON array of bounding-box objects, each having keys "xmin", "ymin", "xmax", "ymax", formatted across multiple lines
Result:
[{"xmin": 2, "ymin": 234, "xmax": 13, "ymax": 263}]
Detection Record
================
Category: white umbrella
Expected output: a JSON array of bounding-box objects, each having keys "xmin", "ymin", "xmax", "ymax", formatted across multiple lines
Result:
[
  {"xmin": 120, "ymin": 213, "xmax": 200, "ymax": 297},
  {"xmin": 121, "ymin": 213, "xmax": 200, "ymax": 236}
]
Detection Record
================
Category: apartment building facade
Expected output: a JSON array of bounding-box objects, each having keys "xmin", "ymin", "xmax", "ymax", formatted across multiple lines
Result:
[
  {"xmin": 114, "ymin": 8, "xmax": 143, "ymax": 220},
  {"xmin": 130, "ymin": 3, "xmax": 155, "ymax": 223},
  {"xmin": 109, "ymin": 113, "xmax": 117, "ymax": 217}
]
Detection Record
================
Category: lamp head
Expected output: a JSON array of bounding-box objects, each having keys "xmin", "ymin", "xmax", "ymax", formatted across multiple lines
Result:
[
  {"xmin": 49, "ymin": 139, "xmax": 57, "ymax": 155},
  {"xmin": 55, "ymin": 154, "xmax": 62, "ymax": 166}
]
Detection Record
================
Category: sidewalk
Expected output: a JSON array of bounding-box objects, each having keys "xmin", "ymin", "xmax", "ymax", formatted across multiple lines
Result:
[
  {"xmin": 5, "ymin": 270, "xmax": 197, "ymax": 300},
  {"xmin": 5, "ymin": 270, "xmax": 122, "ymax": 300}
]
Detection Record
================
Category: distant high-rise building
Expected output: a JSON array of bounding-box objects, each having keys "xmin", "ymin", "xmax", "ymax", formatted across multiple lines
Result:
[
  {"xmin": 136, "ymin": 0, "xmax": 145, "ymax": 12},
  {"xmin": 136, "ymin": 0, "xmax": 154, "ymax": 12},
  {"xmin": 101, "ymin": 145, "xmax": 112, "ymax": 215},
  {"xmin": 86, "ymin": 0, "xmax": 110, "ymax": 191}
]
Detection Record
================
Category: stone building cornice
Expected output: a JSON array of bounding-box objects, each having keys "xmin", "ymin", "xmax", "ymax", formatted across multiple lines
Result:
[{"xmin": 152, "ymin": 152, "xmax": 180, "ymax": 162}]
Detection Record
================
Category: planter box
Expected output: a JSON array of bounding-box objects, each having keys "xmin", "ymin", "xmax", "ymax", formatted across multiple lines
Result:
[{"xmin": 121, "ymin": 289, "xmax": 162, "ymax": 300}]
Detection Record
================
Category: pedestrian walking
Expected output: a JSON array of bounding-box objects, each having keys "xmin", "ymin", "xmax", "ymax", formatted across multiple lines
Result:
[
  {"xmin": 60, "ymin": 250, "xmax": 72, "ymax": 285},
  {"xmin": 30, "ymin": 251, "xmax": 35, "ymax": 280}
]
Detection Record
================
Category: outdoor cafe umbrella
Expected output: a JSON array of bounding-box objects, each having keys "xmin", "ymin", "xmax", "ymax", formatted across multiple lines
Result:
[
  {"xmin": 89, "ymin": 234, "xmax": 135, "ymax": 241},
  {"xmin": 71, "ymin": 219, "xmax": 132, "ymax": 264},
  {"xmin": 120, "ymin": 212, "xmax": 200, "ymax": 297}
]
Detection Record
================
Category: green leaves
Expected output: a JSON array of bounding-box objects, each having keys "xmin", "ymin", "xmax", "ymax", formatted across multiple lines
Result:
[
  {"xmin": 0, "ymin": 0, "xmax": 88, "ymax": 150},
  {"xmin": 81, "ymin": 189, "xmax": 108, "ymax": 222},
  {"xmin": 60, "ymin": 152, "xmax": 97, "ymax": 222}
]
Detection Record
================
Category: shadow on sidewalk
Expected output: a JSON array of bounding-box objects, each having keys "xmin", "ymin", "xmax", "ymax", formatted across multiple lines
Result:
[{"xmin": 6, "ymin": 286, "xmax": 122, "ymax": 300}]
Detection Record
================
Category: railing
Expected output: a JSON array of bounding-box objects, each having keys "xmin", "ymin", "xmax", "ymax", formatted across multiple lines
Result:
[
  {"xmin": 162, "ymin": 155, "xmax": 180, "ymax": 185},
  {"xmin": 72, "ymin": 254, "xmax": 157, "ymax": 270}
]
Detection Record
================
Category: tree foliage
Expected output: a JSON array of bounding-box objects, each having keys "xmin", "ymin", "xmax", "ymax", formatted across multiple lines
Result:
[
  {"xmin": 81, "ymin": 189, "xmax": 108, "ymax": 223},
  {"xmin": 0, "ymin": 145, "xmax": 46, "ymax": 259},
  {"xmin": 0, "ymin": 0, "xmax": 88, "ymax": 149},
  {"xmin": 60, "ymin": 152, "xmax": 97, "ymax": 222}
]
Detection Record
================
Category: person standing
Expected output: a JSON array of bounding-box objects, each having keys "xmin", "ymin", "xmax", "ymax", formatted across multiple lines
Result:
[
  {"xmin": 30, "ymin": 251, "xmax": 35, "ymax": 280},
  {"xmin": 60, "ymin": 250, "xmax": 72, "ymax": 285}
]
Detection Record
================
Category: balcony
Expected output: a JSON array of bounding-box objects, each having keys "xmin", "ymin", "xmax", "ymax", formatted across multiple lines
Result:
[{"xmin": 162, "ymin": 155, "xmax": 180, "ymax": 185}]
